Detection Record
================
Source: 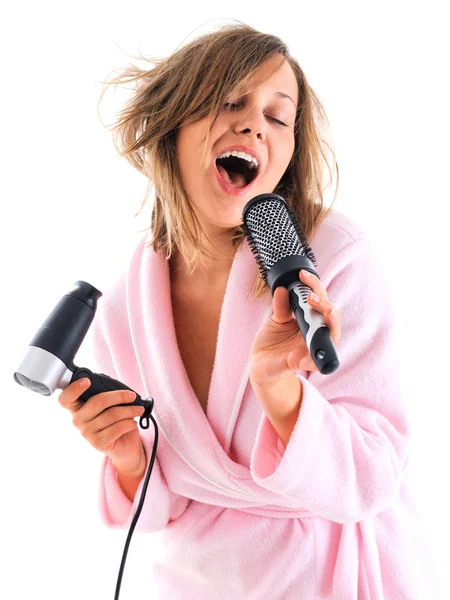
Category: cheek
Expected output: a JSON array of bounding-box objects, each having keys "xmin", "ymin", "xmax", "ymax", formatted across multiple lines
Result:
[
  {"xmin": 176, "ymin": 128, "xmax": 206, "ymax": 190},
  {"xmin": 176, "ymin": 131, "xmax": 189, "ymax": 177},
  {"xmin": 176, "ymin": 149, "xmax": 192, "ymax": 192},
  {"xmin": 283, "ymin": 134, "xmax": 295, "ymax": 160},
  {"xmin": 269, "ymin": 137, "xmax": 295, "ymax": 179},
  {"xmin": 283, "ymin": 132, "xmax": 295, "ymax": 161}
]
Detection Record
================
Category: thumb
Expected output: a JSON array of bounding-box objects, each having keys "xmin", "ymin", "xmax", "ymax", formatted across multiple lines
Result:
[{"xmin": 271, "ymin": 287, "xmax": 294, "ymax": 325}]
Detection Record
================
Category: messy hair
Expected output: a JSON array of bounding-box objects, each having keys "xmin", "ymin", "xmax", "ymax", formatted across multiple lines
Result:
[{"xmin": 99, "ymin": 22, "xmax": 339, "ymax": 300}]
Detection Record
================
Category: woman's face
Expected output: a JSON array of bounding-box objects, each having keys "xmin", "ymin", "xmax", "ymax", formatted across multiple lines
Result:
[{"xmin": 176, "ymin": 54, "xmax": 299, "ymax": 235}]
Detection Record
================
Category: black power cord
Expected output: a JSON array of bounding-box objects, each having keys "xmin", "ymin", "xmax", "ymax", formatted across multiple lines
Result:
[{"xmin": 114, "ymin": 412, "xmax": 159, "ymax": 600}]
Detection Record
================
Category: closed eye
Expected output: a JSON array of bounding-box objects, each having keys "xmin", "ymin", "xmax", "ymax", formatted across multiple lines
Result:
[
  {"xmin": 269, "ymin": 117, "xmax": 288, "ymax": 127},
  {"xmin": 222, "ymin": 102, "xmax": 288, "ymax": 127},
  {"xmin": 223, "ymin": 102, "xmax": 241, "ymax": 111}
]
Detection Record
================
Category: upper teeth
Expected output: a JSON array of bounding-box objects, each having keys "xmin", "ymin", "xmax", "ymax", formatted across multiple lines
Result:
[{"xmin": 217, "ymin": 150, "xmax": 259, "ymax": 170}]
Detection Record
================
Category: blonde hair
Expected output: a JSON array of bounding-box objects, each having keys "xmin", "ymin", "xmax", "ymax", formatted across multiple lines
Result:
[{"xmin": 100, "ymin": 23, "xmax": 339, "ymax": 300}]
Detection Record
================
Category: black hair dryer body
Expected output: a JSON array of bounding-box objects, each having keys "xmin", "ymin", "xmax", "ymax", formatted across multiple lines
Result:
[{"xmin": 13, "ymin": 281, "xmax": 153, "ymax": 429}]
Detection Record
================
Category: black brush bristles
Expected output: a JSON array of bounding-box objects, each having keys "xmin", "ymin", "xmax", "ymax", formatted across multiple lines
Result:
[
  {"xmin": 285, "ymin": 202, "xmax": 318, "ymax": 266},
  {"xmin": 242, "ymin": 194, "xmax": 318, "ymax": 285}
]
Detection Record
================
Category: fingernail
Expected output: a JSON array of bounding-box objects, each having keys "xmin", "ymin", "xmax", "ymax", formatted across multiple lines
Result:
[
  {"xmin": 329, "ymin": 309, "xmax": 336, "ymax": 322},
  {"xmin": 302, "ymin": 270, "xmax": 312, "ymax": 278},
  {"xmin": 128, "ymin": 391, "xmax": 136, "ymax": 400},
  {"xmin": 79, "ymin": 378, "xmax": 89, "ymax": 387},
  {"xmin": 311, "ymin": 293, "xmax": 320, "ymax": 303}
]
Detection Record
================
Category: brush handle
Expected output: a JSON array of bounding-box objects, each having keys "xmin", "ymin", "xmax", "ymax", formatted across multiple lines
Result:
[
  {"xmin": 288, "ymin": 282, "xmax": 339, "ymax": 375},
  {"xmin": 70, "ymin": 367, "xmax": 153, "ymax": 429}
]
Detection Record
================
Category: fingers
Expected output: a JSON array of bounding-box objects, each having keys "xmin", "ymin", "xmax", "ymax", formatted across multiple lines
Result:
[
  {"xmin": 89, "ymin": 419, "xmax": 140, "ymax": 453},
  {"xmin": 75, "ymin": 387, "xmax": 137, "ymax": 423},
  {"xmin": 300, "ymin": 269, "xmax": 329, "ymax": 301},
  {"xmin": 58, "ymin": 377, "xmax": 92, "ymax": 413},
  {"xmin": 299, "ymin": 269, "xmax": 341, "ymax": 343},
  {"xmin": 272, "ymin": 271, "xmax": 341, "ymax": 338},
  {"xmin": 58, "ymin": 378, "xmax": 138, "ymax": 421},
  {"xmin": 74, "ymin": 404, "xmax": 144, "ymax": 448},
  {"xmin": 58, "ymin": 378, "xmax": 144, "ymax": 453}
]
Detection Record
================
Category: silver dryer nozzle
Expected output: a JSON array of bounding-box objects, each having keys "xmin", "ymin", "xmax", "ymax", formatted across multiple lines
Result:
[
  {"xmin": 14, "ymin": 281, "xmax": 102, "ymax": 396},
  {"xmin": 14, "ymin": 346, "xmax": 75, "ymax": 395}
]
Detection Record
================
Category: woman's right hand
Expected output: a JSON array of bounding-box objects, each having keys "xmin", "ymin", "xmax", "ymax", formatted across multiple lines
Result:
[{"xmin": 58, "ymin": 378, "xmax": 146, "ymax": 478}]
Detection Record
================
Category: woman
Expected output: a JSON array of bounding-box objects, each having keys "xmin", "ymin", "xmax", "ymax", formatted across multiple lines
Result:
[{"xmin": 58, "ymin": 23, "xmax": 437, "ymax": 599}]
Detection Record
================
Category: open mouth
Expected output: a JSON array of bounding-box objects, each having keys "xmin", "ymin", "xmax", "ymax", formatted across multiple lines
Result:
[{"xmin": 215, "ymin": 154, "xmax": 259, "ymax": 189}]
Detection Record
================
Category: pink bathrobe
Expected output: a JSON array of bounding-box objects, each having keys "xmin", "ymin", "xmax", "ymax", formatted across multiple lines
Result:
[{"xmin": 90, "ymin": 208, "xmax": 438, "ymax": 599}]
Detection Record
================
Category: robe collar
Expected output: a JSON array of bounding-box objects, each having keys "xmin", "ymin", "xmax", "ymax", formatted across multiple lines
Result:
[{"xmin": 126, "ymin": 235, "xmax": 273, "ymax": 477}]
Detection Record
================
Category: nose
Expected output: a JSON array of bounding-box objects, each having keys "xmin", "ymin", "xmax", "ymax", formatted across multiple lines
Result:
[{"xmin": 233, "ymin": 105, "xmax": 266, "ymax": 141}]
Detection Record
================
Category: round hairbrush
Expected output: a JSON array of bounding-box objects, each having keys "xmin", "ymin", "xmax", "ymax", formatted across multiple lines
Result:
[{"xmin": 242, "ymin": 193, "xmax": 339, "ymax": 375}]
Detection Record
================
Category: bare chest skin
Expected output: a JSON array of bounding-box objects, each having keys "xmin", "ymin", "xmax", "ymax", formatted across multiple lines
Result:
[{"xmin": 171, "ymin": 282, "xmax": 226, "ymax": 415}]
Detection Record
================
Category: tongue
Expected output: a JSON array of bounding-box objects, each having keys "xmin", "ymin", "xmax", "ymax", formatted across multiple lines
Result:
[{"xmin": 217, "ymin": 164, "xmax": 247, "ymax": 189}]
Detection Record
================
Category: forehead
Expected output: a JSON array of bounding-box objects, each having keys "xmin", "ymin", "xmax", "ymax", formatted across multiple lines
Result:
[{"xmin": 233, "ymin": 57, "xmax": 298, "ymax": 106}]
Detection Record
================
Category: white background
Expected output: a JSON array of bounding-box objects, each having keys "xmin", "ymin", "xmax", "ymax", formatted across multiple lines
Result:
[{"xmin": 2, "ymin": 1, "xmax": 448, "ymax": 598}]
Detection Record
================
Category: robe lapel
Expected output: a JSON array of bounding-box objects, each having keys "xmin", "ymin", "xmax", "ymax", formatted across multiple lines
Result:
[
  {"xmin": 206, "ymin": 240, "xmax": 272, "ymax": 452},
  {"xmin": 126, "ymin": 235, "xmax": 272, "ymax": 477}
]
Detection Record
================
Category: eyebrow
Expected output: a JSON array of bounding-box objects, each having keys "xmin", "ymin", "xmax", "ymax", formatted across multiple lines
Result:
[
  {"xmin": 232, "ymin": 89, "xmax": 297, "ymax": 110},
  {"xmin": 275, "ymin": 91, "xmax": 297, "ymax": 108}
]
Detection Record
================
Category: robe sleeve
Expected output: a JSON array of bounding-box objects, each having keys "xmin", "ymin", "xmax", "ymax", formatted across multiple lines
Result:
[
  {"xmin": 89, "ymin": 283, "xmax": 189, "ymax": 533},
  {"xmin": 250, "ymin": 236, "xmax": 411, "ymax": 525}
]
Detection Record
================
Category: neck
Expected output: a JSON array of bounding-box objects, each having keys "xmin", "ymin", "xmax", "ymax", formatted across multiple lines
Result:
[{"xmin": 170, "ymin": 234, "xmax": 236, "ymax": 289}]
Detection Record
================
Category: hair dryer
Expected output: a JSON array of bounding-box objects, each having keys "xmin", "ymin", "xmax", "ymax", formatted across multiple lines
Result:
[{"xmin": 13, "ymin": 280, "xmax": 153, "ymax": 428}]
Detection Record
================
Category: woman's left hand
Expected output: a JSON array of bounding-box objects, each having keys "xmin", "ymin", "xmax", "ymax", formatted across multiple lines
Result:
[{"xmin": 249, "ymin": 270, "xmax": 341, "ymax": 386}]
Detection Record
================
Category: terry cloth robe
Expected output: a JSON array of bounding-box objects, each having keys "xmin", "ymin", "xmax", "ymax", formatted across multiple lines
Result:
[{"xmin": 90, "ymin": 208, "xmax": 439, "ymax": 600}]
